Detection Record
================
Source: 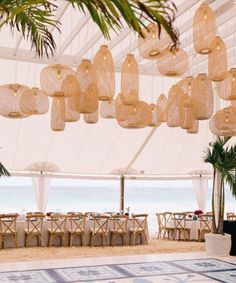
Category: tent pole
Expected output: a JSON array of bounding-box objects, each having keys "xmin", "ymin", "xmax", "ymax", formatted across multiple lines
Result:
[{"xmin": 120, "ymin": 175, "xmax": 125, "ymax": 212}]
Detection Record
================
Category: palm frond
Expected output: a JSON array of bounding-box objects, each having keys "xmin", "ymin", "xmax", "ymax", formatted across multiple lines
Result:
[{"xmin": 0, "ymin": 162, "xmax": 10, "ymax": 177}]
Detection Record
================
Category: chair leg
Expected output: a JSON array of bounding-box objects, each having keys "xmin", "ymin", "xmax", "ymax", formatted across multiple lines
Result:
[
  {"xmin": 15, "ymin": 234, "xmax": 18, "ymax": 248},
  {"xmin": 48, "ymin": 234, "xmax": 52, "ymax": 247}
]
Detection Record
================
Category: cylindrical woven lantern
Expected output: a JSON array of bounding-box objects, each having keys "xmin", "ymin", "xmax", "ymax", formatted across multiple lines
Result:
[
  {"xmin": 51, "ymin": 95, "xmax": 66, "ymax": 131},
  {"xmin": 179, "ymin": 94, "xmax": 193, "ymax": 130},
  {"xmin": 187, "ymin": 119, "xmax": 199, "ymax": 134},
  {"xmin": 115, "ymin": 93, "xmax": 130, "ymax": 122},
  {"xmin": 121, "ymin": 54, "xmax": 139, "ymax": 105},
  {"xmin": 138, "ymin": 23, "xmax": 170, "ymax": 60},
  {"xmin": 94, "ymin": 45, "xmax": 115, "ymax": 101},
  {"xmin": 149, "ymin": 104, "xmax": 161, "ymax": 127},
  {"xmin": 217, "ymin": 68, "xmax": 236, "ymax": 100},
  {"xmin": 61, "ymin": 75, "xmax": 80, "ymax": 112},
  {"xmin": 20, "ymin": 87, "xmax": 49, "ymax": 115},
  {"xmin": 157, "ymin": 47, "xmax": 188, "ymax": 76},
  {"xmin": 156, "ymin": 94, "xmax": 168, "ymax": 122},
  {"xmin": 100, "ymin": 99, "xmax": 116, "ymax": 119},
  {"xmin": 0, "ymin": 84, "xmax": 30, "ymax": 118},
  {"xmin": 84, "ymin": 109, "xmax": 98, "ymax": 124},
  {"xmin": 177, "ymin": 76, "xmax": 194, "ymax": 98},
  {"xmin": 193, "ymin": 3, "xmax": 216, "ymax": 54},
  {"xmin": 210, "ymin": 107, "xmax": 236, "ymax": 136},
  {"xmin": 64, "ymin": 96, "xmax": 80, "ymax": 122},
  {"xmin": 208, "ymin": 36, "xmax": 227, "ymax": 81},
  {"xmin": 192, "ymin": 73, "xmax": 213, "ymax": 120},
  {"xmin": 40, "ymin": 64, "xmax": 75, "ymax": 96},
  {"xmin": 76, "ymin": 59, "xmax": 99, "ymax": 113}
]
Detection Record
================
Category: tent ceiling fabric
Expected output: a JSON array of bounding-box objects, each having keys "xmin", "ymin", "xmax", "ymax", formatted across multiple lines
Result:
[{"xmin": 0, "ymin": 0, "xmax": 234, "ymax": 176}]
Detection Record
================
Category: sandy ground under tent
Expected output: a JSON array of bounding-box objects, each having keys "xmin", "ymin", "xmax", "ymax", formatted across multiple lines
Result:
[{"xmin": 0, "ymin": 237, "xmax": 205, "ymax": 263}]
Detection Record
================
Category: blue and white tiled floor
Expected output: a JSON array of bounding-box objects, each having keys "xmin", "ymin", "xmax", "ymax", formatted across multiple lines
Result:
[{"xmin": 0, "ymin": 253, "xmax": 236, "ymax": 282}]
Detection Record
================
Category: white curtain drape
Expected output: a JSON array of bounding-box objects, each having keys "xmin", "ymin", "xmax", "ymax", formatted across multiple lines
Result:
[
  {"xmin": 192, "ymin": 176, "xmax": 208, "ymax": 212},
  {"xmin": 32, "ymin": 174, "xmax": 51, "ymax": 212}
]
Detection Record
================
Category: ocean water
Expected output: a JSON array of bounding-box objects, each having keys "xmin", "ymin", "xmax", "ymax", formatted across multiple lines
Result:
[{"xmin": 0, "ymin": 182, "xmax": 236, "ymax": 235}]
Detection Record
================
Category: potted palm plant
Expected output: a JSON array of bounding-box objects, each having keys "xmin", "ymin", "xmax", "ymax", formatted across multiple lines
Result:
[
  {"xmin": 203, "ymin": 136, "xmax": 236, "ymax": 256},
  {"xmin": 0, "ymin": 162, "xmax": 10, "ymax": 177}
]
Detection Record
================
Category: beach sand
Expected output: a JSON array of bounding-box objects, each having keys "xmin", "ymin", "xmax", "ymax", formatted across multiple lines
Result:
[{"xmin": 0, "ymin": 237, "xmax": 205, "ymax": 263}]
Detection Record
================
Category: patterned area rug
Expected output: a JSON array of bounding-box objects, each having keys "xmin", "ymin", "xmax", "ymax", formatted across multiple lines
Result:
[{"xmin": 0, "ymin": 258, "xmax": 235, "ymax": 282}]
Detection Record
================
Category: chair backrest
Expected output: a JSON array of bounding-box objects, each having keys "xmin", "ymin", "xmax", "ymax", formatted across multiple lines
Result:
[
  {"xmin": 173, "ymin": 213, "xmax": 187, "ymax": 229},
  {"xmin": 68, "ymin": 213, "xmax": 86, "ymax": 233},
  {"xmin": 0, "ymin": 213, "xmax": 18, "ymax": 234},
  {"xmin": 227, "ymin": 212, "xmax": 235, "ymax": 220},
  {"xmin": 131, "ymin": 214, "xmax": 148, "ymax": 232},
  {"xmin": 199, "ymin": 214, "xmax": 213, "ymax": 231},
  {"xmin": 49, "ymin": 214, "xmax": 67, "ymax": 233},
  {"xmin": 112, "ymin": 215, "xmax": 128, "ymax": 233},
  {"xmin": 92, "ymin": 215, "xmax": 109, "ymax": 234},
  {"xmin": 156, "ymin": 213, "xmax": 165, "ymax": 229},
  {"xmin": 26, "ymin": 213, "xmax": 45, "ymax": 233}
]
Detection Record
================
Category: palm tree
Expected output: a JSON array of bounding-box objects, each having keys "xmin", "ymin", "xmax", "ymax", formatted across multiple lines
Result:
[
  {"xmin": 0, "ymin": 0, "xmax": 179, "ymax": 57},
  {"xmin": 0, "ymin": 162, "xmax": 10, "ymax": 177},
  {"xmin": 203, "ymin": 136, "xmax": 236, "ymax": 234}
]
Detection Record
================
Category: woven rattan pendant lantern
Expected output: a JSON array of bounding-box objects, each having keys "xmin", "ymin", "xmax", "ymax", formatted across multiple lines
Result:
[
  {"xmin": 76, "ymin": 59, "xmax": 99, "ymax": 113},
  {"xmin": 84, "ymin": 109, "xmax": 98, "ymax": 124},
  {"xmin": 40, "ymin": 64, "xmax": 75, "ymax": 96},
  {"xmin": 156, "ymin": 94, "xmax": 168, "ymax": 122},
  {"xmin": 177, "ymin": 76, "xmax": 194, "ymax": 98},
  {"xmin": 191, "ymin": 73, "xmax": 213, "ymax": 120},
  {"xmin": 179, "ymin": 94, "xmax": 193, "ymax": 130},
  {"xmin": 138, "ymin": 23, "xmax": 170, "ymax": 60},
  {"xmin": 51, "ymin": 95, "xmax": 66, "ymax": 131},
  {"xmin": 208, "ymin": 36, "xmax": 227, "ymax": 81},
  {"xmin": 193, "ymin": 3, "xmax": 216, "ymax": 54},
  {"xmin": 100, "ymin": 99, "xmax": 116, "ymax": 119},
  {"xmin": 187, "ymin": 119, "xmax": 199, "ymax": 134},
  {"xmin": 217, "ymin": 68, "xmax": 236, "ymax": 100},
  {"xmin": 0, "ymin": 84, "xmax": 30, "ymax": 118},
  {"xmin": 149, "ymin": 104, "xmax": 161, "ymax": 127},
  {"xmin": 94, "ymin": 45, "xmax": 115, "ymax": 101},
  {"xmin": 115, "ymin": 93, "xmax": 130, "ymax": 122},
  {"xmin": 121, "ymin": 54, "xmax": 139, "ymax": 105},
  {"xmin": 64, "ymin": 96, "xmax": 80, "ymax": 122},
  {"xmin": 210, "ymin": 107, "xmax": 236, "ymax": 136},
  {"xmin": 157, "ymin": 48, "xmax": 188, "ymax": 76},
  {"xmin": 61, "ymin": 75, "xmax": 80, "ymax": 112},
  {"xmin": 20, "ymin": 87, "xmax": 49, "ymax": 115}
]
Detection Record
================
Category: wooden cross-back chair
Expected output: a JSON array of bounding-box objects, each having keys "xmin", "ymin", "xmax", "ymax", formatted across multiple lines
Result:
[
  {"xmin": 25, "ymin": 213, "xmax": 45, "ymax": 247},
  {"xmin": 198, "ymin": 214, "xmax": 213, "ymax": 241},
  {"xmin": 172, "ymin": 213, "xmax": 190, "ymax": 241},
  {"xmin": 68, "ymin": 213, "xmax": 86, "ymax": 246},
  {"xmin": 129, "ymin": 214, "xmax": 148, "ymax": 245},
  {"xmin": 0, "ymin": 213, "xmax": 18, "ymax": 249},
  {"xmin": 90, "ymin": 215, "xmax": 110, "ymax": 247},
  {"xmin": 110, "ymin": 215, "xmax": 128, "ymax": 246},
  {"xmin": 47, "ymin": 214, "xmax": 67, "ymax": 247},
  {"xmin": 156, "ymin": 212, "xmax": 174, "ymax": 240}
]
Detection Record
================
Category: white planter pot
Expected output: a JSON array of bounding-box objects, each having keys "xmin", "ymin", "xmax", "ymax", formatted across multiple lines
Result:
[{"xmin": 205, "ymin": 233, "xmax": 231, "ymax": 256}]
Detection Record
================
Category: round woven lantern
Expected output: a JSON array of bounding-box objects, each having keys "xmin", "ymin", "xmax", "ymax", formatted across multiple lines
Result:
[
  {"xmin": 187, "ymin": 119, "xmax": 199, "ymax": 134},
  {"xmin": 156, "ymin": 94, "xmax": 168, "ymax": 122},
  {"xmin": 121, "ymin": 54, "xmax": 139, "ymax": 105},
  {"xmin": 94, "ymin": 45, "xmax": 115, "ymax": 101},
  {"xmin": 100, "ymin": 99, "xmax": 116, "ymax": 119},
  {"xmin": 40, "ymin": 64, "xmax": 75, "ymax": 96},
  {"xmin": 51, "ymin": 96, "xmax": 66, "ymax": 131},
  {"xmin": 84, "ymin": 109, "xmax": 98, "ymax": 124},
  {"xmin": 0, "ymin": 84, "xmax": 30, "ymax": 118},
  {"xmin": 64, "ymin": 96, "xmax": 80, "ymax": 122},
  {"xmin": 157, "ymin": 47, "xmax": 188, "ymax": 76},
  {"xmin": 76, "ymin": 59, "xmax": 99, "ymax": 113},
  {"xmin": 210, "ymin": 107, "xmax": 236, "ymax": 136},
  {"xmin": 115, "ymin": 93, "xmax": 130, "ymax": 122},
  {"xmin": 149, "ymin": 104, "xmax": 161, "ymax": 127},
  {"xmin": 192, "ymin": 73, "xmax": 213, "ymax": 120},
  {"xmin": 217, "ymin": 68, "xmax": 236, "ymax": 100},
  {"xmin": 20, "ymin": 87, "xmax": 49, "ymax": 115},
  {"xmin": 193, "ymin": 3, "xmax": 216, "ymax": 54},
  {"xmin": 138, "ymin": 23, "xmax": 170, "ymax": 60},
  {"xmin": 208, "ymin": 36, "xmax": 227, "ymax": 81}
]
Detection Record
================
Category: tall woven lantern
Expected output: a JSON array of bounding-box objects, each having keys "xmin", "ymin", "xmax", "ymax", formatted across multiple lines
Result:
[
  {"xmin": 0, "ymin": 84, "xmax": 30, "ymax": 118},
  {"xmin": 149, "ymin": 104, "xmax": 161, "ymax": 127},
  {"xmin": 193, "ymin": 3, "xmax": 216, "ymax": 54},
  {"xmin": 100, "ymin": 99, "xmax": 116, "ymax": 119},
  {"xmin": 187, "ymin": 119, "xmax": 199, "ymax": 134},
  {"xmin": 84, "ymin": 109, "xmax": 99, "ymax": 124},
  {"xmin": 177, "ymin": 76, "xmax": 194, "ymax": 98},
  {"xmin": 61, "ymin": 75, "xmax": 80, "ymax": 112},
  {"xmin": 191, "ymin": 73, "xmax": 213, "ymax": 120},
  {"xmin": 76, "ymin": 59, "xmax": 99, "ymax": 113},
  {"xmin": 40, "ymin": 64, "xmax": 75, "ymax": 96},
  {"xmin": 94, "ymin": 45, "xmax": 115, "ymax": 101},
  {"xmin": 210, "ymin": 107, "xmax": 236, "ymax": 136},
  {"xmin": 115, "ymin": 93, "xmax": 130, "ymax": 122},
  {"xmin": 64, "ymin": 96, "xmax": 80, "ymax": 122},
  {"xmin": 51, "ymin": 95, "xmax": 66, "ymax": 131},
  {"xmin": 156, "ymin": 94, "xmax": 168, "ymax": 122},
  {"xmin": 157, "ymin": 48, "xmax": 188, "ymax": 76},
  {"xmin": 179, "ymin": 94, "xmax": 193, "ymax": 129},
  {"xmin": 217, "ymin": 68, "xmax": 236, "ymax": 100},
  {"xmin": 121, "ymin": 54, "xmax": 139, "ymax": 105},
  {"xmin": 138, "ymin": 23, "xmax": 170, "ymax": 60},
  {"xmin": 208, "ymin": 36, "xmax": 227, "ymax": 81},
  {"xmin": 20, "ymin": 87, "xmax": 49, "ymax": 115}
]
